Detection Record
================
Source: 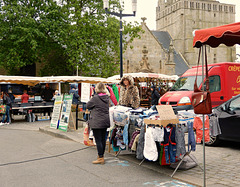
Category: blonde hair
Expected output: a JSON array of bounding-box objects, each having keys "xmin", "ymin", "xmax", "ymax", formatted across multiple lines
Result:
[{"xmin": 95, "ymin": 82, "xmax": 107, "ymax": 94}]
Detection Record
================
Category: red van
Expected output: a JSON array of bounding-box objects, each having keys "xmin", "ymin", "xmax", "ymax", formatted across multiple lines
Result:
[{"xmin": 159, "ymin": 62, "xmax": 240, "ymax": 112}]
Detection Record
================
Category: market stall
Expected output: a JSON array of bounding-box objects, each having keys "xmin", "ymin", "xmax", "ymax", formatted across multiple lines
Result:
[
  {"xmin": 193, "ymin": 21, "xmax": 240, "ymax": 187},
  {"xmin": 107, "ymin": 72, "xmax": 178, "ymax": 108},
  {"xmin": 108, "ymin": 104, "xmax": 206, "ymax": 176}
]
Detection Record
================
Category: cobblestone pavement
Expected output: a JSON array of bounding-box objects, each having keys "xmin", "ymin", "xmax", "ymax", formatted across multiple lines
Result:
[{"xmin": 1, "ymin": 118, "xmax": 240, "ymax": 187}]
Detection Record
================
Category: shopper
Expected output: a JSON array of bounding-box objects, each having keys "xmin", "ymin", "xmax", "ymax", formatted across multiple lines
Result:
[
  {"xmin": 150, "ymin": 85, "xmax": 160, "ymax": 106},
  {"xmin": 69, "ymin": 84, "xmax": 79, "ymax": 104},
  {"xmin": 119, "ymin": 75, "xmax": 140, "ymax": 109},
  {"xmin": 0, "ymin": 91, "xmax": 12, "ymax": 125},
  {"xmin": 21, "ymin": 90, "xmax": 29, "ymax": 103},
  {"xmin": 86, "ymin": 82, "xmax": 110, "ymax": 164}
]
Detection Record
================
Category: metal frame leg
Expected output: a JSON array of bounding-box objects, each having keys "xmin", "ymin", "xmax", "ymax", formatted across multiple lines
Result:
[{"xmin": 139, "ymin": 158, "xmax": 145, "ymax": 166}]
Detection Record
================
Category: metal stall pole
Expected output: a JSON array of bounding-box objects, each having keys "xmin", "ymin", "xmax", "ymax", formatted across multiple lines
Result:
[
  {"xmin": 202, "ymin": 45, "xmax": 206, "ymax": 187},
  {"xmin": 76, "ymin": 103, "xmax": 78, "ymax": 130}
]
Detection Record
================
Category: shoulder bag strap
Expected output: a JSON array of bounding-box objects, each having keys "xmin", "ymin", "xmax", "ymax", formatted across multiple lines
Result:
[
  {"xmin": 205, "ymin": 45, "xmax": 210, "ymax": 91},
  {"xmin": 194, "ymin": 47, "xmax": 202, "ymax": 91}
]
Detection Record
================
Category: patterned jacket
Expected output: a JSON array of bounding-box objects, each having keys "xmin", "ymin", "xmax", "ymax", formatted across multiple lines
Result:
[{"xmin": 118, "ymin": 75, "xmax": 140, "ymax": 109}]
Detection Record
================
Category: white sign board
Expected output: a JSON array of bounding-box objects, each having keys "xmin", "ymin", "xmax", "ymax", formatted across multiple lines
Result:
[
  {"xmin": 58, "ymin": 94, "xmax": 73, "ymax": 132},
  {"xmin": 50, "ymin": 95, "xmax": 63, "ymax": 129},
  {"xmin": 81, "ymin": 83, "xmax": 90, "ymax": 103}
]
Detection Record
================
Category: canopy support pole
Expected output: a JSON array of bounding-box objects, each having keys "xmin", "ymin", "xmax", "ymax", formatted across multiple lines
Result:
[{"xmin": 202, "ymin": 45, "xmax": 206, "ymax": 187}]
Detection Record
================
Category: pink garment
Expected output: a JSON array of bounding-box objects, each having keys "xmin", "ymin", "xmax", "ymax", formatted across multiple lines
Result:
[
  {"xmin": 107, "ymin": 85, "xmax": 118, "ymax": 105},
  {"xmin": 193, "ymin": 116, "xmax": 210, "ymax": 143},
  {"xmin": 98, "ymin": 93, "xmax": 107, "ymax": 96},
  {"xmin": 21, "ymin": 93, "xmax": 29, "ymax": 103}
]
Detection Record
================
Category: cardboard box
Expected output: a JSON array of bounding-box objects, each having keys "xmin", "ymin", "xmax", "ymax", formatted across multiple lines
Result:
[
  {"xmin": 144, "ymin": 118, "xmax": 179, "ymax": 126},
  {"xmin": 144, "ymin": 105, "xmax": 179, "ymax": 126},
  {"xmin": 36, "ymin": 116, "xmax": 50, "ymax": 121}
]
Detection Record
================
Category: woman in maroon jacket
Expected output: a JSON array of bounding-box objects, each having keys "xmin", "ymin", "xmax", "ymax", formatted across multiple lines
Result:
[{"xmin": 86, "ymin": 82, "xmax": 110, "ymax": 164}]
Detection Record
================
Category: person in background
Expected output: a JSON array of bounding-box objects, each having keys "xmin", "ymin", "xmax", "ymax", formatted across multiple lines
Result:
[
  {"xmin": 41, "ymin": 83, "xmax": 53, "ymax": 117},
  {"xmin": 150, "ymin": 85, "xmax": 160, "ymax": 106},
  {"xmin": 0, "ymin": 91, "xmax": 12, "ymax": 125},
  {"xmin": 69, "ymin": 84, "xmax": 79, "ymax": 104},
  {"xmin": 86, "ymin": 82, "xmax": 110, "ymax": 164},
  {"xmin": 21, "ymin": 90, "xmax": 29, "ymax": 103},
  {"xmin": 118, "ymin": 75, "xmax": 140, "ymax": 109},
  {"xmin": 41, "ymin": 83, "xmax": 53, "ymax": 102},
  {"xmin": 8, "ymin": 88, "xmax": 15, "ymax": 103},
  {"xmin": 53, "ymin": 90, "xmax": 60, "ymax": 100}
]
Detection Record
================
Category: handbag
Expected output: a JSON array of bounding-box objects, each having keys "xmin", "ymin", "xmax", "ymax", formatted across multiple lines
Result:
[
  {"xmin": 0, "ymin": 104, "xmax": 6, "ymax": 114},
  {"xmin": 191, "ymin": 46, "xmax": 212, "ymax": 114},
  {"xmin": 83, "ymin": 121, "xmax": 94, "ymax": 146}
]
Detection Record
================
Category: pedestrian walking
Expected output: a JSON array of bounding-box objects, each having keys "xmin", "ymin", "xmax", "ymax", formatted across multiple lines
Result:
[
  {"xmin": 0, "ymin": 91, "xmax": 12, "ymax": 125},
  {"xmin": 86, "ymin": 82, "xmax": 110, "ymax": 164}
]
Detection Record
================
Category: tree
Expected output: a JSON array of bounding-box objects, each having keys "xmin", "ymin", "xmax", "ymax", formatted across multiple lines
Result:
[
  {"xmin": 0, "ymin": 0, "xmax": 71, "ymax": 75},
  {"xmin": 0, "ymin": 0, "xmax": 142, "ymax": 77}
]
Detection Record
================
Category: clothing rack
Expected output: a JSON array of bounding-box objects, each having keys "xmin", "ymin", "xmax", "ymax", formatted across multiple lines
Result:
[{"xmin": 140, "ymin": 120, "xmax": 203, "ymax": 178}]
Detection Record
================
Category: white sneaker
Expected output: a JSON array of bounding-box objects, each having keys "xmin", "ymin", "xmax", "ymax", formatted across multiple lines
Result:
[
  {"xmin": 5, "ymin": 122, "xmax": 9, "ymax": 125},
  {"xmin": 0, "ymin": 122, "xmax": 4, "ymax": 126}
]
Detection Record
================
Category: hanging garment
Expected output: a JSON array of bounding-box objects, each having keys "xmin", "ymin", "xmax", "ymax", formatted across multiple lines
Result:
[
  {"xmin": 136, "ymin": 124, "xmax": 145, "ymax": 160},
  {"xmin": 187, "ymin": 121, "xmax": 196, "ymax": 152},
  {"xmin": 123, "ymin": 123, "xmax": 129, "ymax": 145},
  {"xmin": 193, "ymin": 116, "xmax": 210, "ymax": 143},
  {"xmin": 161, "ymin": 126, "xmax": 177, "ymax": 165},
  {"xmin": 109, "ymin": 128, "xmax": 119, "ymax": 152},
  {"xmin": 112, "ymin": 84, "xmax": 120, "ymax": 102},
  {"xmin": 175, "ymin": 125, "xmax": 186, "ymax": 158},
  {"xmin": 209, "ymin": 109, "xmax": 222, "ymax": 136},
  {"xmin": 143, "ymin": 127, "xmax": 158, "ymax": 161},
  {"xmin": 152, "ymin": 126, "xmax": 164, "ymax": 142},
  {"xmin": 129, "ymin": 130, "xmax": 140, "ymax": 149},
  {"xmin": 131, "ymin": 134, "xmax": 140, "ymax": 151},
  {"xmin": 107, "ymin": 85, "xmax": 118, "ymax": 106}
]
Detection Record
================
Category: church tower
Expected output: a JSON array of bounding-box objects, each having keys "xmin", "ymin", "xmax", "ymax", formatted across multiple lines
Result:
[{"xmin": 156, "ymin": 0, "xmax": 236, "ymax": 67}]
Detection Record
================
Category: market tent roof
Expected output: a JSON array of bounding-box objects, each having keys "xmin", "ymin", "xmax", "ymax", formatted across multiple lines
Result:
[
  {"xmin": 0, "ymin": 75, "xmax": 119, "ymax": 86},
  {"xmin": 43, "ymin": 76, "xmax": 119, "ymax": 84},
  {"xmin": 193, "ymin": 22, "xmax": 240, "ymax": 48},
  {"xmin": 0, "ymin": 75, "xmax": 45, "ymax": 86},
  {"xmin": 107, "ymin": 72, "xmax": 178, "ymax": 81}
]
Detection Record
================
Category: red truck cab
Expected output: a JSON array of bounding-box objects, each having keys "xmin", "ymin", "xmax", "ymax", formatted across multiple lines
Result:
[{"xmin": 159, "ymin": 62, "xmax": 240, "ymax": 112}]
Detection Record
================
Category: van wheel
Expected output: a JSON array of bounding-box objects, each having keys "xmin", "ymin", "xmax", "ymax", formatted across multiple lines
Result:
[{"xmin": 206, "ymin": 135, "xmax": 220, "ymax": 146}]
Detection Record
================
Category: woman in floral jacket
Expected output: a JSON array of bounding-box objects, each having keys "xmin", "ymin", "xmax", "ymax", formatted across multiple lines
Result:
[{"xmin": 118, "ymin": 75, "xmax": 140, "ymax": 109}]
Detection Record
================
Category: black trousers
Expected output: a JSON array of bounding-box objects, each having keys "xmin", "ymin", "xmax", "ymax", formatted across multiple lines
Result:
[{"xmin": 92, "ymin": 128, "xmax": 107, "ymax": 158}]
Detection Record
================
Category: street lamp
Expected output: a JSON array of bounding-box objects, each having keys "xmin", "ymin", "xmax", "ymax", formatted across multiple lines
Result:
[{"xmin": 103, "ymin": 0, "xmax": 137, "ymax": 78}]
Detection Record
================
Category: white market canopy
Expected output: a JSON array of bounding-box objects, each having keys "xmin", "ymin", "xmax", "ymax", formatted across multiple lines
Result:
[
  {"xmin": 0, "ymin": 75, "xmax": 118, "ymax": 86},
  {"xmin": 107, "ymin": 72, "xmax": 178, "ymax": 82},
  {"xmin": 42, "ymin": 76, "xmax": 119, "ymax": 84},
  {"xmin": 0, "ymin": 75, "xmax": 44, "ymax": 86}
]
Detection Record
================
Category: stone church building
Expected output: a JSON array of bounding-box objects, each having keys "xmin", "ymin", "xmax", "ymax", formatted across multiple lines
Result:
[
  {"xmin": 123, "ymin": 19, "xmax": 189, "ymax": 76},
  {"xmin": 124, "ymin": 0, "xmax": 236, "ymax": 75}
]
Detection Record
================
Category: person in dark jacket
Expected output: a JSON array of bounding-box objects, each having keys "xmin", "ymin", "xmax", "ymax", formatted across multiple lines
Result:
[
  {"xmin": 69, "ymin": 84, "xmax": 79, "ymax": 104},
  {"xmin": 41, "ymin": 83, "xmax": 53, "ymax": 102},
  {"xmin": 150, "ymin": 85, "xmax": 160, "ymax": 106},
  {"xmin": 0, "ymin": 91, "xmax": 12, "ymax": 125},
  {"xmin": 86, "ymin": 82, "xmax": 110, "ymax": 164}
]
